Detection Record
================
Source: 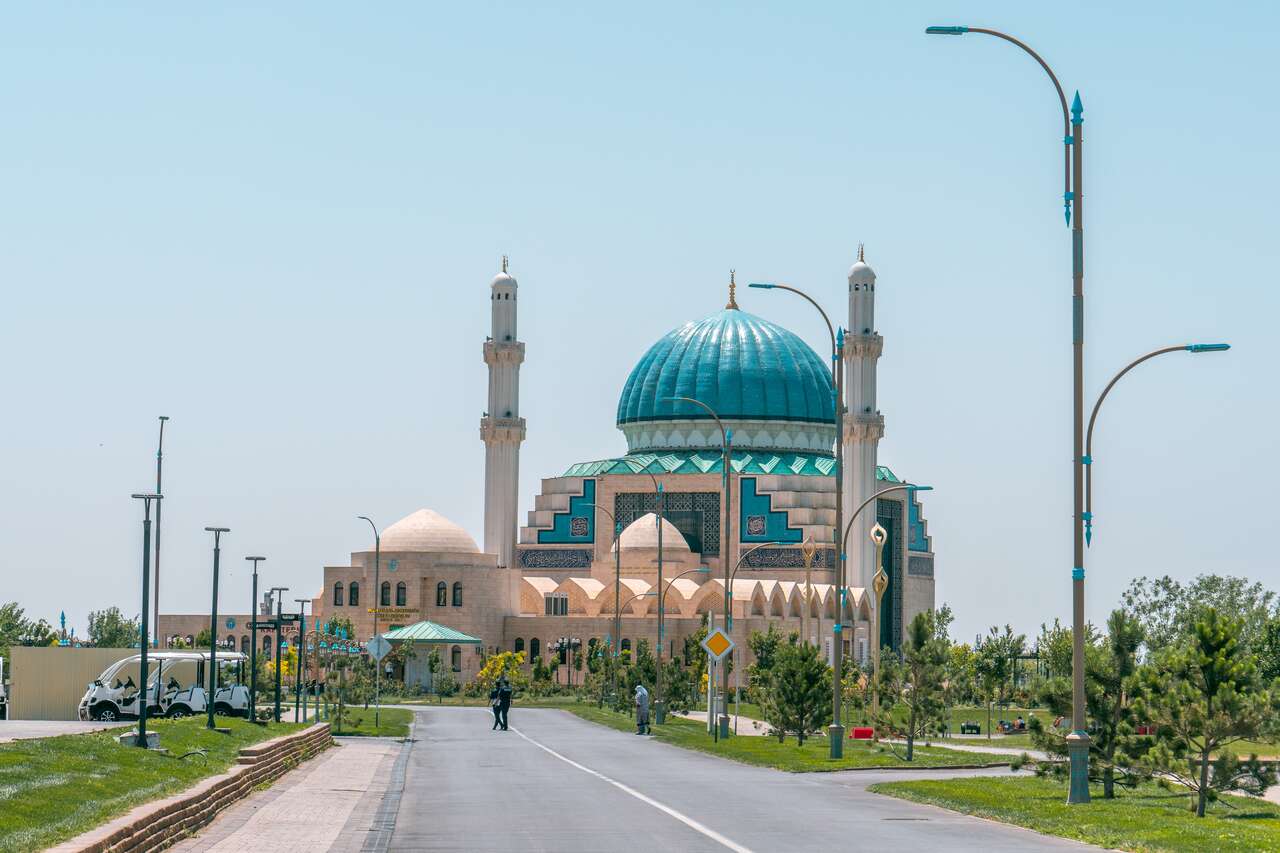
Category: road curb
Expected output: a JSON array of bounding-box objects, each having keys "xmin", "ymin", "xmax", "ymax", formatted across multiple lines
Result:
[{"xmin": 45, "ymin": 723, "xmax": 333, "ymax": 853}]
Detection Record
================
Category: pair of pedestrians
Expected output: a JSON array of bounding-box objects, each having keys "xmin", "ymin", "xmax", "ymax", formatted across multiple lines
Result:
[{"xmin": 489, "ymin": 677, "xmax": 512, "ymax": 731}]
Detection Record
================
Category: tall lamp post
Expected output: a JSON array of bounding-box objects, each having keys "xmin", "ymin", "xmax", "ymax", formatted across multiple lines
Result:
[
  {"xmin": 643, "ymin": 471, "xmax": 670, "ymax": 723},
  {"xmin": 294, "ymin": 599, "xmax": 310, "ymax": 723},
  {"xmin": 130, "ymin": 493, "xmax": 162, "ymax": 747},
  {"xmin": 747, "ymin": 280, "xmax": 845, "ymax": 755},
  {"xmin": 583, "ymin": 501, "xmax": 623, "ymax": 704},
  {"xmin": 925, "ymin": 23, "xmax": 1090, "ymax": 801},
  {"xmin": 664, "ymin": 395, "xmax": 732, "ymax": 739},
  {"xmin": 269, "ymin": 586, "xmax": 289, "ymax": 722},
  {"xmin": 203, "ymin": 527, "xmax": 230, "ymax": 729},
  {"xmin": 152, "ymin": 416, "xmax": 168, "ymax": 647},
  {"xmin": 1084, "ymin": 343, "xmax": 1231, "ymax": 545},
  {"xmin": 357, "ymin": 516, "xmax": 381, "ymax": 728},
  {"xmin": 246, "ymin": 556, "xmax": 265, "ymax": 719}
]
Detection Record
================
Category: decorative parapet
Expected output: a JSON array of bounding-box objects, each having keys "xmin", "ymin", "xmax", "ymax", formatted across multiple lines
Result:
[
  {"xmin": 479, "ymin": 416, "xmax": 527, "ymax": 443},
  {"xmin": 482, "ymin": 340, "xmax": 525, "ymax": 366},
  {"xmin": 845, "ymin": 333, "xmax": 883, "ymax": 359},
  {"xmin": 843, "ymin": 413, "xmax": 885, "ymax": 442}
]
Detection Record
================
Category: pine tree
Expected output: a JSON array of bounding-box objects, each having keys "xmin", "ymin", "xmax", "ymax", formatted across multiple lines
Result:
[
  {"xmin": 875, "ymin": 610, "xmax": 948, "ymax": 761},
  {"xmin": 761, "ymin": 640, "xmax": 830, "ymax": 745},
  {"xmin": 1136, "ymin": 608, "xmax": 1280, "ymax": 816},
  {"xmin": 1031, "ymin": 609, "xmax": 1153, "ymax": 797}
]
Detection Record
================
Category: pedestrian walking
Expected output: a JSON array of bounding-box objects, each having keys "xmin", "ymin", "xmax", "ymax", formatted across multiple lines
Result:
[
  {"xmin": 634, "ymin": 683, "xmax": 650, "ymax": 735},
  {"xmin": 489, "ymin": 684, "xmax": 501, "ymax": 730},
  {"xmin": 497, "ymin": 676, "xmax": 513, "ymax": 731}
]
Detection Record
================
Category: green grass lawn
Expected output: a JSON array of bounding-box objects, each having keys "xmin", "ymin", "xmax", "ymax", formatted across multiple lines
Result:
[
  {"xmin": 562, "ymin": 705, "xmax": 1012, "ymax": 772},
  {"xmin": 0, "ymin": 716, "xmax": 305, "ymax": 853},
  {"xmin": 868, "ymin": 775, "xmax": 1280, "ymax": 852},
  {"xmin": 330, "ymin": 706, "xmax": 412, "ymax": 737}
]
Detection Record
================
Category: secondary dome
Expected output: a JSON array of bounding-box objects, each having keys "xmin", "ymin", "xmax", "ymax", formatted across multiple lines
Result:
[
  {"xmin": 612, "ymin": 513, "xmax": 691, "ymax": 552},
  {"xmin": 616, "ymin": 308, "xmax": 836, "ymax": 454},
  {"xmin": 379, "ymin": 509, "xmax": 480, "ymax": 554}
]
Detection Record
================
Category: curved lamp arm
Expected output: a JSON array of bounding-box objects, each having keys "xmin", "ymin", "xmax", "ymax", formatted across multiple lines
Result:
[
  {"xmin": 663, "ymin": 396, "xmax": 728, "ymax": 449},
  {"xmin": 746, "ymin": 282, "xmax": 836, "ymax": 365},
  {"xmin": 927, "ymin": 25, "xmax": 1072, "ymax": 223},
  {"xmin": 840, "ymin": 484, "xmax": 934, "ymax": 555},
  {"xmin": 1084, "ymin": 343, "xmax": 1230, "ymax": 544}
]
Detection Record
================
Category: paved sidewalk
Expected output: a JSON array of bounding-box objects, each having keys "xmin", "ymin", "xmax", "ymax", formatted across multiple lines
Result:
[
  {"xmin": 169, "ymin": 737, "xmax": 402, "ymax": 853},
  {"xmin": 0, "ymin": 720, "xmax": 128, "ymax": 742},
  {"xmin": 675, "ymin": 709, "xmax": 771, "ymax": 735}
]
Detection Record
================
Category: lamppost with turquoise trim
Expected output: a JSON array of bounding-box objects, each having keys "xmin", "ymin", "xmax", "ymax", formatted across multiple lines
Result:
[
  {"xmin": 584, "ymin": 501, "xmax": 624, "ymax": 706},
  {"xmin": 926, "ymin": 22, "xmax": 1091, "ymax": 801}
]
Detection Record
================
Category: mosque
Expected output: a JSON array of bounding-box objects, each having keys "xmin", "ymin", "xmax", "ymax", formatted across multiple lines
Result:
[{"xmin": 162, "ymin": 251, "xmax": 936, "ymax": 687}]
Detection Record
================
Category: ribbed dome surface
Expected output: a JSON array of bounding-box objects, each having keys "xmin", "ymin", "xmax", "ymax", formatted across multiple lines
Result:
[
  {"xmin": 617, "ymin": 310, "xmax": 834, "ymax": 426},
  {"xmin": 379, "ymin": 509, "xmax": 480, "ymax": 554},
  {"xmin": 611, "ymin": 513, "xmax": 691, "ymax": 552}
]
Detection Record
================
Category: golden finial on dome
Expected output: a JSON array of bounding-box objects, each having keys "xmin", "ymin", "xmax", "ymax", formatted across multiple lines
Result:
[
  {"xmin": 501, "ymin": 254, "xmax": 509, "ymax": 274},
  {"xmin": 857, "ymin": 243, "xmax": 865, "ymax": 263},
  {"xmin": 726, "ymin": 269, "xmax": 739, "ymax": 310}
]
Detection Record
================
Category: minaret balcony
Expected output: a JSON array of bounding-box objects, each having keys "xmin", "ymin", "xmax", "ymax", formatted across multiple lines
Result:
[
  {"xmin": 843, "ymin": 413, "xmax": 885, "ymax": 442},
  {"xmin": 844, "ymin": 333, "xmax": 883, "ymax": 359},
  {"xmin": 483, "ymin": 340, "xmax": 526, "ymax": 366},
  {"xmin": 480, "ymin": 416, "xmax": 527, "ymax": 443}
]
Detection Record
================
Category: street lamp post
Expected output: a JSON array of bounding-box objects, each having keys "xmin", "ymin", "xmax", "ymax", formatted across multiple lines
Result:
[
  {"xmin": 1084, "ymin": 343, "xmax": 1231, "ymax": 545},
  {"xmin": 294, "ymin": 600, "xmax": 310, "ymax": 723},
  {"xmin": 269, "ymin": 586, "xmax": 288, "ymax": 722},
  {"xmin": 584, "ymin": 502, "xmax": 623, "ymax": 705},
  {"xmin": 925, "ymin": 22, "xmax": 1090, "ymax": 802},
  {"xmin": 664, "ymin": 396, "xmax": 732, "ymax": 739},
  {"xmin": 130, "ymin": 493, "xmax": 162, "ymax": 747},
  {"xmin": 245, "ymin": 557, "xmax": 265, "ymax": 720},
  {"xmin": 357, "ymin": 517, "xmax": 382, "ymax": 728},
  {"xmin": 747, "ymin": 280, "xmax": 845, "ymax": 756},
  {"xmin": 152, "ymin": 416, "xmax": 168, "ymax": 647},
  {"xmin": 642, "ymin": 471, "xmax": 670, "ymax": 724},
  {"xmin": 204, "ymin": 527, "xmax": 230, "ymax": 730},
  {"xmin": 868, "ymin": 523, "xmax": 888, "ymax": 724}
]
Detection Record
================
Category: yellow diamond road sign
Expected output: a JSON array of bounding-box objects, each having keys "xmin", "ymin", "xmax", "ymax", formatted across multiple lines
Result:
[{"xmin": 701, "ymin": 627, "xmax": 734, "ymax": 661}]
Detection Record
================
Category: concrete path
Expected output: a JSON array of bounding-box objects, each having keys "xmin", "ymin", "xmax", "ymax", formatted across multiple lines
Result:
[
  {"xmin": 388, "ymin": 706, "xmax": 1094, "ymax": 852},
  {"xmin": 169, "ymin": 736, "xmax": 402, "ymax": 852},
  {"xmin": 676, "ymin": 709, "xmax": 771, "ymax": 735},
  {"xmin": 0, "ymin": 719, "xmax": 128, "ymax": 742}
]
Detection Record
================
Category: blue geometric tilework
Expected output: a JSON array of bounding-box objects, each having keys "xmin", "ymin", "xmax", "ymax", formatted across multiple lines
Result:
[
  {"xmin": 537, "ymin": 479, "xmax": 597, "ymax": 544},
  {"xmin": 738, "ymin": 477, "xmax": 803, "ymax": 544}
]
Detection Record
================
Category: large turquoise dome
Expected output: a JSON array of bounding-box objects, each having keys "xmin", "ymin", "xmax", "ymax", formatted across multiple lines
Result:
[{"xmin": 616, "ymin": 309, "xmax": 836, "ymax": 455}]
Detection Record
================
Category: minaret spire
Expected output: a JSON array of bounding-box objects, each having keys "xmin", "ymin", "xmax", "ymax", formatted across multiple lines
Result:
[
  {"xmin": 481, "ymin": 261, "xmax": 527, "ymax": 570},
  {"xmin": 726, "ymin": 269, "xmax": 739, "ymax": 310},
  {"xmin": 501, "ymin": 254, "xmax": 509, "ymax": 273}
]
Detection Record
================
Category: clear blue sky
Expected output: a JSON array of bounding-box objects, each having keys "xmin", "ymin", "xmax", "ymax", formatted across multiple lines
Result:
[{"xmin": 2, "ymin": 2, "xmax": 1275, "ymax": 644}]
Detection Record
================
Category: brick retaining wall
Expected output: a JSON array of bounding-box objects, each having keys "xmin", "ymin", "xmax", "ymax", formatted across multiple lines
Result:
[{"xmin": 47, "ymin": 723, "xmax": 333, "ymax": 853}]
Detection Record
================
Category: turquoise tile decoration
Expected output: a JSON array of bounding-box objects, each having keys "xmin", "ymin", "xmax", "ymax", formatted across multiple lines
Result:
[
  {"xmin": 537, "ymin": 479, "xmax": 597, "ymax": 544},
  {"xmin": 738, "ymin": 476, "xmax": 804, "ymax": 543}
]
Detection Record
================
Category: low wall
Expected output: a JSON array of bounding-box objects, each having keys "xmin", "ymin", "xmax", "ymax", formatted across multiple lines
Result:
[{"xmin": 47, "ymin": 722, "xmax": 333, "ymax": 853}]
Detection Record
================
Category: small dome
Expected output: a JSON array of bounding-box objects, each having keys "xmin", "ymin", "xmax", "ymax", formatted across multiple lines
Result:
[
  {"xmin": 379, "ymin": 509, "xmax": 480, "ymax": 554},
  {"xmin": 490, "ymin": 271, "xmax": 516, "ymax": 288},
  {"xmin": 612, "ymin": 513, "xmax": 691, "ymax": 552},
  {"xmin": 848, "ymin": 247, "xmax": 876, "ymax": 285}
]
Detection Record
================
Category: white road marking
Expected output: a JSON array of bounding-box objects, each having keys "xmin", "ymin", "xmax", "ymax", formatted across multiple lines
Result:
[{"xmin": 511, "ymin": 724, "xmax": 755, "ymax": 853}]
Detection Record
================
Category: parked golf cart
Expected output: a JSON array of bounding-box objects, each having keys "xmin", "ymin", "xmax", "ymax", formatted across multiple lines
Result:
[{"xmin": 78, "ymin": 651, "xmax": 249, "ymax": 721}]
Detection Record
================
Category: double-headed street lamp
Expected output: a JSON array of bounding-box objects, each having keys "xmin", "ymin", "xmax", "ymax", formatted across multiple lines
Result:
[
  {"xmin": 640, "ymin": 471, "xmax": 672, "ymax": 723},
  {"xmin": 1084, "ymin": 344, "xmax": 1230, "ymax": 545},
  {"xmin": 295, "ymin": 599, "xmax": 310, "ymax": 723},
  {"xmin": 130, "ymin": 493, "xmax": 162, "ymax": 747},
  {"xmin": 748, "ymin": 279, "xmax": 846, "ymax": 756},
  {"xmin": 203, "ymin": 526, "xmax": 230, "ymax": 730},
  {"xmin": 269, "ymin": 586, "xmax": 289, "ymax": 722},
  {"xmin": 926, "ymin": 22, "xmax": 1091, "ymax": 801},
  {"xmin": 357, "ymin": 516, "xmax": 382, "ymax": 728},
  {"xmin": 663, "ymin": 396, "xmax": 733, "ymax": 739}
]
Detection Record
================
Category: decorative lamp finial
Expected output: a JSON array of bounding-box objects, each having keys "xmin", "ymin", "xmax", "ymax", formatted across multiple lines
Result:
[
  {"xmin": 857, "ymin": 243, "xmax": 865, "ymax": 263},
  {"xmin": 726, "ymin": 269, "xmax": 738, "ymax": 310},
  {"xmin": 501, "ymin": 254, "xmax": 508, "ymax": 274}
]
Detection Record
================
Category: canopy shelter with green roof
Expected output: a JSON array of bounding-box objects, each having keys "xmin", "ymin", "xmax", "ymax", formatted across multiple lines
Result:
[{"xmin": 381, "ymin": 621, "xmax": 482, "ymax": 689}]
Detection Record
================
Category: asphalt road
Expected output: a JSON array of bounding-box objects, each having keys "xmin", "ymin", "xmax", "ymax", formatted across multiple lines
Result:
[{"xmin": 387, "ymin": 706, "xmax": 1093, "ymax": 852}]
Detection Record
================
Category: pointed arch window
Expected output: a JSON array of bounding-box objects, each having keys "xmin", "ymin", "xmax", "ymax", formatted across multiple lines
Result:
[
  {"xmin": 452, "ymin": 581, "xmax": 463, "ymax": 607},
  {"xmin": 348, "ymin": 582, "xmax": 359, "ymax": 607},
  {"xmin": 396, "ymin": 582, "xmax": 407, "ymax": 606},
  {"xmin": 514, "ymin": 637, "xmax": 524, "ymax": 654},
  {"xmin": 451, "ymin": 645, "xmax": 462, "ymax": 672},
  {"xmin": 530, "ymin": 637, "xmax": 541, "ymax": 659},
  {"xmin": 333, "ymin": 582, "xmax": 344, "ymax": 606},
  {"xmin": 436, "ymin": 582, "xmax": 447, "ymax": 607},
  {"xmin": 380, "ymin": 581, "xmax": 391, "ymax": 607}
]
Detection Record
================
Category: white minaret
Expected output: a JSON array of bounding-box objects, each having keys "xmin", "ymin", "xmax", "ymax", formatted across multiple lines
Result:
[
  {"xmin": 843, "ymin": 245, "xmax": 885, "ymax": 591},
  {"xmin": 481, "ymin": 256, "xmax": 526, "ymax": 569}
]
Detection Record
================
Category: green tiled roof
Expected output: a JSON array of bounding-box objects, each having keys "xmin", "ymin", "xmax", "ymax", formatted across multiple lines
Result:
[
  {"xmin": 563, "ymin": 451, "xmax": 899, "ymax": 482},
  {"xmin": 382, "ymin": 621, "xmax": 482, "ymax": 644}
]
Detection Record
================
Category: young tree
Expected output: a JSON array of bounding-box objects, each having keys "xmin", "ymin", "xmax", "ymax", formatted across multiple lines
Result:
[
  {"xmin": 1136, "ymin": 609, "xmax": 1280, "ymax": 816},
  {"xmin": 1259, "ymin": 617, "xmax": 1280, "ymax": 684},
  {"xmin": 875, "ymin": 610, "xmax": 949, "ymax": 760},
  {"xmin": 746, "ymin": 624, "xmax": 784, "ymax": 702},
  {"xmin": 472, "ymin": 650, "xmax": 528, "ymax": 693},
  {"xmin": 974, "ymin": 625, "xmax": 1025, "ymax": 736},
  {"xmin": 1032, "ymin": 609, "xmax": 1152, "ymax": 797},
  {"xmin": 87, "ymin": 607, "xmax": 140, "ymax": 648},
  {"xmin": 1124, "ymin": 574, "xmax": 1275, "ymax": 658},
  {"xmin": 660, "ymin": 658, "xmax": 694, "ymax": 714},
  {"xmin": 760, "ymin": 640, "xmax": 830, "ymax": 745},
  {"xmin": 0, "ymin": 603, "xmax": 57, "ymax": 659}
]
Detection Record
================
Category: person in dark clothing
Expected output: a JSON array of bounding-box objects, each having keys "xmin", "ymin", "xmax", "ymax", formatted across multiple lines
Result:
[
  {"xmin": 489, "ymin": 685, "xmax": 502, "ymax": 730},
  {"xmin": 497, "ymin": 676, "xmax": 513, "ymax": 731}
]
